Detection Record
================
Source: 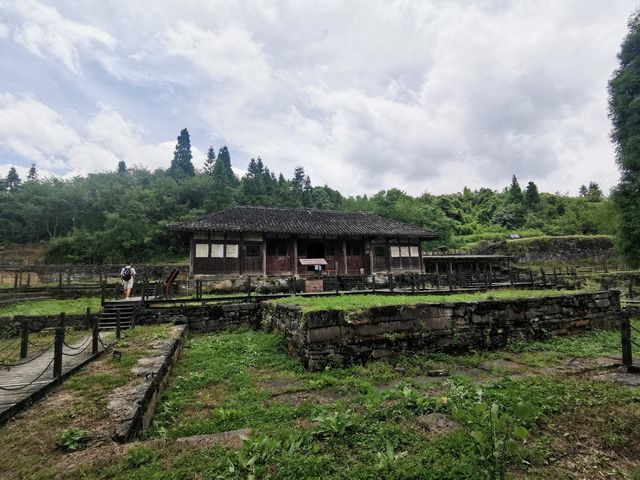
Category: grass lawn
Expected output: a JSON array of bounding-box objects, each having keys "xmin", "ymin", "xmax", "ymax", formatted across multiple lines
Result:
[
  {"xmin": 0, "ymin": 324, "xmax": 176, "ymax": 480},
  {"xmin": 270, "ymin": 289, "xmax": 592, "ymax": 313},
  {"xmin": 40, "ymin": 323, "xmax": 640, "ymax": 480},
  {"xmin": 0, "ymin": 297, "xmax": 102, "ymax": 318}
]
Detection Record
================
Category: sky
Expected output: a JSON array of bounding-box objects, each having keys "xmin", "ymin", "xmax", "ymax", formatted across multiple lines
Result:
[{"xmin": 0, "ymin": 0, "xmax": 636, "ymax": 197}]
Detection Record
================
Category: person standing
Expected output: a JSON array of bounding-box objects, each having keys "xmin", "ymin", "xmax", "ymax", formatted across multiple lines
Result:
[{"xmin": 120, "ymin": 262, "xmax": 136, "ymax": 299}]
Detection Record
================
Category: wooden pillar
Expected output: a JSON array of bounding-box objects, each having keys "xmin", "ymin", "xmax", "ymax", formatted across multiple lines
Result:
[
  {"xmin": 368, "ymin": 240, "xmax": 374, "ymax": 274},
  {"xmin": 239, "ymin": 233, "xmax": 245, "ymax": 275},
  {"xmin": 20, "ymin": 319, "xmax": 29, "ymax": 359},
  {"xmin": 418, "ymin": 243, "xmax": 424, "ymax": 273},
  {"xmin": 262, "ymin": 237, "xmax": 267, "ymax": 277},
  {"xmin": 292, "ymin": 236, "xmax": 298, "ymax": 277},
  {"xmin": 385, "ymin": 238, "xmax": 391, "ymax": 273},
  {"xmin": 342, "ymin": 239, "xmax": 348, "ymax": 275},
  {"xmin": 435, "ymin": 262, "xmax": 440, "ymax": 288}
]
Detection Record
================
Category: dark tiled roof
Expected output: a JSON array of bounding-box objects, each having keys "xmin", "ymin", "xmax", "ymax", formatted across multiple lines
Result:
[{"xmin": 169, "ymin": 206, "xmax": 437, "ymax": 238}]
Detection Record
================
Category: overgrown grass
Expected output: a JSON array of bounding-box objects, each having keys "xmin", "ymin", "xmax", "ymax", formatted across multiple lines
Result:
[
  {"xmin": 0, "ymin": 323, "xmax": 176, "ymax": 480},
  {"xmin": 62, "ymin": 327, "xmax": 640, "ymax": 480},
  {"xmin": 0, "ymin": 297, "xmax": 101, "ymax": 317},
  {"xmin": 271, "ymin": 289, "xmax": 591, "ymax": 312}
]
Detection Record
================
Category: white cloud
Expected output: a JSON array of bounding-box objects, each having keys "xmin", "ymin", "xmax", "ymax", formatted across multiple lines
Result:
[
  {"xmin": 0, "ymin": 95, "xmax": 182, "ymax": 176},
  {"xmin": 0, "ymin": 0, "xmax": 115, "ymax": 73},
  {"xmin": 0, "ymin": 0, "xmax": 636, "ymax": 195}
]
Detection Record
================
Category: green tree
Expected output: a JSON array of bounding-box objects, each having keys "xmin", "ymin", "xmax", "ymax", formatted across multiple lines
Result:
[
  {"xmin": 117, "ymin": 161, "xmax": 127, "ymax": 176},
  {"xmin": 587, "ymin": 181, "xmax": 603, "ymax": 202},
  {"xmin": 524, "ymin": 181, "xmax": 540, "ymax": 208},
  {"xmin": 169, "ymin": 128, "xmax": 195, "ymax": 178},
  {"xmin": 27, "ymin": 163, "xmax": 38, "ymax": 181},
  {"xmin": 609, "ymin": 10, "xmax": 640, "ymax": 265},
  {"xmin": 203, "ymin": 146, "xmax": 215, "ymax": 175},
  {"xmin": 6, "ymin": 167, "xmax": 21, "ymax": 191},
  {"xmin": 506, "ymin": 175, "xmax": 523, "ymax": 204}
]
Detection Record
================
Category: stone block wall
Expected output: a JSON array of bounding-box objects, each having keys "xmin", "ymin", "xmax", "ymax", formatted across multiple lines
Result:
[
  {"xmin": 0, "ymin": 313, "xmax": 96, "ymax": 335},
  {"xmin": 263, "ymin": 291, "xmax": 622, "ymax": 371},
  {"xmin": 135, "ymin": 303, "xmax": 261, "ymax": 333}
]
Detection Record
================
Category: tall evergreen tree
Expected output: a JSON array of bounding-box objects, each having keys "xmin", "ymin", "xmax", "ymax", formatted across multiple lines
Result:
[
  {"xmin": 217, "ymin": 146, "xmax": 238, "ymax": 186},
  {"xmin": 203, "ymin": 146, "xmax": 215, "ymax": 175},
  {"xmin": 507, "ymin": 175, "xmax": 523, "ymax": 204},
  {"xmin": 609, "ymin": 10, "xmax": 640, "ymax": 265},
  {"xmin": 117, "ymin": 161, "xmax": 127, "ymax": 176},
  {"xmin": 578, "ymin": 184, "xmax": 589, "ymax": 197},
  {"xmin": 6, "ymin": 167, "xmax": 21, "ymax": 191},
  {"xmin": 27, "ymin": 163, "xmax": 38, "ymax": 181},
  {"xmin": 169, "ymin": 128, "xmax": 195, "ymax": 178},
  {"xmin": 524, "ymin": 181, "xmax": 540, "ymax": 208},
  {"xmin": 587, "ymin": 181, "xmax": 603, "ymax": 202}
]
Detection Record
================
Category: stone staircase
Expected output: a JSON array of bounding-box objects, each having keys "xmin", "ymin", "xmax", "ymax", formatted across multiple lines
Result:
[{"xmin": 99, "ymin": 301, "xmax": 137, "ymax": 331}]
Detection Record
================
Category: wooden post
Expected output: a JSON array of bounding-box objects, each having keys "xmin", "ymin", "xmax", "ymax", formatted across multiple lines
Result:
[
  {"xmin": 621, "ymin": 316, "xmax": 632, "ymax": 369},
  {"xmin": 66, "ymin": 272, "xmax": 70, "ymax": 286},
  {"xmin": 20, "ymin": 318, "xmax": 29, "ymax": 359},
  {"xmin": 529, "ymin": 269, "xmax": 534, "ymax": 285},
  {"xmin": 239, "ymin": 233, "xmax": 245, "ymax": 276},
  {"xmin": 435, "ymin": 262, "xmax": 440, "ymax": 288},
  {"xmin": 385, "ymin": 238, "xmax": 391, "ymax": 273},
  {"xmin": 389, "ymin": 273, "xmax": 394, "ymax": 292},
  {"xmin": 292, "ymin": 237, "xmax": 298, "ymax": 277},
  {"xmin": 368, "ymin": 240, "xmax": 374, "ymax": 275},
  {"xmin": 58, "ymin": 273, "xmax": 63, "ymax": 288},
  {"xmin": 53, "ymin": 320, "xmax": 64, "ymax": 379},
  {"xmin": 262, "ymin": 238, "xmax": 267, "ymax": 277},
  {"xmin": 18, "ymin": 271, "xmax": 22, "ymax": 287},
  {"xmin": 26, "ymin": 273, "xmax": 31, "ymax": 288},
  {"xmin": 14, "ymin": 273, "xmax": 18, "ymax": 290},
  {"xmin": 116, "ymin": 311, "xmax": 121, "ymax": 340},
  {"xmin": 342, "ymin": 239, "xmax": 348, "ymax": 275},
  {"xmin": 540, "ymin": 268, "xmax": 547, "ymax": 287},
  {"xmin": 418, "ymin": 243, "xmax": 424, "ymax": 274},
  {"xmin": 92, "ymin": 314, "xmax": 99, "ymax": 355},
  {"xmin": 100, "ymin": 280, "xmax": 106, "ymax": 306}
]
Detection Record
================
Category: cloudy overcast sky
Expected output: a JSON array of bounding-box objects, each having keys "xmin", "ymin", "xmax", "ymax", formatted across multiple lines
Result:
[{"xmin": 0, "ymin": 0, "xmax": 636, "ymax": 196}]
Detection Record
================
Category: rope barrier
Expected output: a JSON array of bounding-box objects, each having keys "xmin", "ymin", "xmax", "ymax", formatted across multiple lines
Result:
[
  {"xmin": 0, "ymin": 336, "xmax": 19, "ymax": 356},
  {"xmin": 62, "ymin": 334, "xmax": 92, "ymax": 351},
  {"xmin": 0, "ymin": 342, "xmax": 54, "ymax": 368},
  {"xmin": 0, "ymin": 356, "xmax": 55, "ymax": 391},
  {"xmin": 61, "ymin": 337, "xmax": 93, "ymax": 357}
]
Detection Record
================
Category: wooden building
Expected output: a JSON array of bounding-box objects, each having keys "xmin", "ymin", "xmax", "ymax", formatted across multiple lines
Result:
[{"xmin": 170, "ymin": 206, "xmax": 437, "ymax": 277}]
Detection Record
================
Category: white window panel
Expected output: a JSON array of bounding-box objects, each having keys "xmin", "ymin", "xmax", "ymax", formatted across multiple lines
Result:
[
  {"xmin": 400, "ymin": 246, "xmax": 410, "ymax": 257},
  {"xmin": 195, "ymin": 243, "xmax": 209, "ymax": 258},
  {"xmin": 211, "ymin": 244, "xmax": 224, "ymax": 258},
  {"xmin": 390, "ymin": 246, "xmax": 401, "ymax": 258},
  {"xmin": 226, "ymin": 244, "xmax": 239, "ymax": 258},
  {"xmin": 410, "ymin": 246, "xmax": 419, "ymax": 257}
]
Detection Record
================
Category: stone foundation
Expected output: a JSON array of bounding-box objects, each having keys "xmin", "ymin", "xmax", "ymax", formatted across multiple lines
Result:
[
  {"xmin": 264, "ymin": 291, "xmax": 623, "ymax": 371},
  {"xmin": 136, "ymin": 303, "xmax": 261, "ymax": 332}
]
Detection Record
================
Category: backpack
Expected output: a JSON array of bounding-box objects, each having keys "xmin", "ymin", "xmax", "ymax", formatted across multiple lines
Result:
[{"xmin": 122, "ymin": 267, "xmax": 132, "ymax": 281}]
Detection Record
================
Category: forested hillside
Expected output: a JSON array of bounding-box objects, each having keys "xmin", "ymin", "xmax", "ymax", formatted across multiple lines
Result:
[{"xmin": 0, "ymin": 129, "xmax": 618, "ymax": 264}]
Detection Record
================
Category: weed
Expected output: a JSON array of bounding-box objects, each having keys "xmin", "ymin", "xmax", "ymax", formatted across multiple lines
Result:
[
  {"xmin": 376, "ymin": 442, "xmax": 408, "ymax": 471},
  {"xmin": 452, "ymin": 388, "xmax": 534, "ymax": 480},
  {"xmin": 56, "ymin": 428, "xmax": 91, "ymax": 451},
  {"xmin": 312, "ymin": 409, "xmax": 355, "ymax": 438}
]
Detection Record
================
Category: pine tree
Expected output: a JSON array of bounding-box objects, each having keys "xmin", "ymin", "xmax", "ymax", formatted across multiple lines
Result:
[
  {"xmin": 216, "ymin": 146, "xmax": 238, "ymax": 186},
  {"xmin": 609, "ymin": 10, "xmax": 640, "ymax": 265},
  {"xmin": 578, "ymin": 185, "xmax": 588, "ymax": 197},
  {"xmin": 6, "ymin": 167, "xmax": 21, "ymax": 191},
  {"xmin": 27, "ymin": 163, "xmax": 38, "ymax": 181},
  {"xmin": 203, "ymin": 146, "xmax": 215, "ymax": 175},
  {"xmin": 507, "ymin": 175, "xmax": 523, "ymax": 204},
  {"xmin": 169, "ymin": 128, "xmax": 195, "ymax": 178},
  {"xmin": 524, "ymin": 181, "xmax": 540, "ymax": 208},
  {"xmin": 587, "ymin": 181, "xmax": 603, "ymax": 202},
  {"xmin": 117, "ymin": 161, "xmax": 127, "ymax": 176}
]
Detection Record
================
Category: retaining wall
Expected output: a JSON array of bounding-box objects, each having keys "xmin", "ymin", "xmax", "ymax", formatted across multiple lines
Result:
[
  {"xmin": 264, "ymin": 291, "xmax": 623, "ymax": 370},
  {"xmin": 136, "ymin": 303, "xmax": 261, "ymax": 332}
]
